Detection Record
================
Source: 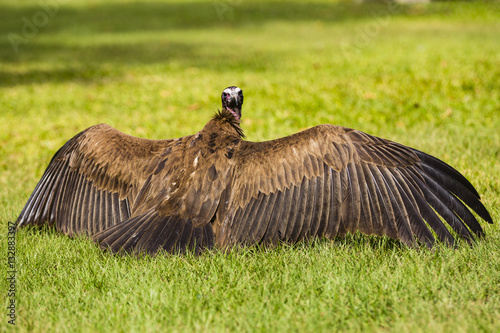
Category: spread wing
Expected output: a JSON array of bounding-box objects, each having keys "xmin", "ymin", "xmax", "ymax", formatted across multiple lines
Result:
[
  {"xmin": 215, "ymin": 124, "xmax": 492, "ymax": 248},
  {"xmin": 16, "ymin": 123, "xmax": 176, "ymax": 236}
]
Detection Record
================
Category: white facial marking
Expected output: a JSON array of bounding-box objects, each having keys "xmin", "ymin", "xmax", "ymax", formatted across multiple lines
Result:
[
  {"xmin": 223, "ymin": 87, "xmax": 241, "ymax": 97},
  {"xmin": 224, "ymin": 87, "xmax": 240, "ymax": 93}
]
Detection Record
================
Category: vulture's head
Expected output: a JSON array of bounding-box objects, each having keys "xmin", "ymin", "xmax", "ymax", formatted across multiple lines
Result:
[{"xmin": 221, "ymin": 86, "xmax": 243, "ymax": 121}]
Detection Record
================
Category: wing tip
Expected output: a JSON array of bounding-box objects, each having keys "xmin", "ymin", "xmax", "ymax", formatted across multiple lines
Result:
[{"xmin": 411, "ymin": 148, "xmax": 481, "ymax": 198}]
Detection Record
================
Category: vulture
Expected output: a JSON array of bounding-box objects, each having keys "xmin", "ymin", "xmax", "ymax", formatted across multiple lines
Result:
[{"xmin": 17, "ymin": 86, "xmax": 493, "ymax": 256}]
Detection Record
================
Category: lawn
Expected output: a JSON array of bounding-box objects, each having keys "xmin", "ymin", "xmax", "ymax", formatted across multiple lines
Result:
[{"xmin": 1, "ymin": 0, "xmax": 499, "ymax": 332}]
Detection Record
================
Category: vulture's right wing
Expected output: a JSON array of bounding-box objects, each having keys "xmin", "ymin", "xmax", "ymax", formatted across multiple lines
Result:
[
  {"xmin": 215, "ymin": 124, "xmax": 492, "ymax": 248},
  {"xmin": 16, "ymin": 124, "xmax": 176, "ymax": 236}
]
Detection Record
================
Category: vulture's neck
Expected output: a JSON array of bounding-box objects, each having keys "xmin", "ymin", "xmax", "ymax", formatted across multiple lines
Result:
[{"xmin": 210, "ymin": 109, "xmax": 245, "ymax": 139}]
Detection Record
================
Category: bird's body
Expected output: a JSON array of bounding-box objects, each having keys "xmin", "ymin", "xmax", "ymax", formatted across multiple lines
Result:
[{"xmin": 16, "ymin": 86, "xmax": 493, "ymax": 255}]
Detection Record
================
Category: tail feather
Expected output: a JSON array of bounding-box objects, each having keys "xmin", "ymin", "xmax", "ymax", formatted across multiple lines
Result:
[{"xmin": 93, "ymin": 211, "xmax": 214, "ymax": 256}]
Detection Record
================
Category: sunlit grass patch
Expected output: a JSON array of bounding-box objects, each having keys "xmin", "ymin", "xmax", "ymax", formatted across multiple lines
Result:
[{"xmin": 1, "ymin": 0, "xmax": 499, "ymax": 332}]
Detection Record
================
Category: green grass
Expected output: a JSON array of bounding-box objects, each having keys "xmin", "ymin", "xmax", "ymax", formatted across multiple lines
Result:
[{"xmin": 1, "ymin": 0, "xmax": 500, "ymax": 332}]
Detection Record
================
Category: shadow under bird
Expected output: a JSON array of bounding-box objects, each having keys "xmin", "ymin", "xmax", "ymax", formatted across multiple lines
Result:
[{"xmin": 17, "ymin": 86, "xmax": 493, "ymax": 255}]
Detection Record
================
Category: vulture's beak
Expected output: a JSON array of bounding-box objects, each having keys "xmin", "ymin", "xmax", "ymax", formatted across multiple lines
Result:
[{"xmin": 225, "ymin": 91, "xmax": 242, "ymax": 120}]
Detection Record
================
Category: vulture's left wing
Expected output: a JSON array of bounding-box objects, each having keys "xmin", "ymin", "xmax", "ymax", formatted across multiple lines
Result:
[{"xmin": 215, "ymin": 124, "xmax": 492, "ymax": 248}]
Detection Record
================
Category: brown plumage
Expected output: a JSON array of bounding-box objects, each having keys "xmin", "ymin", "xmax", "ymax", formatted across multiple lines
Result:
[{"xmin": 16, "ymin": 86, "xmax": 493, "ymax": 255}]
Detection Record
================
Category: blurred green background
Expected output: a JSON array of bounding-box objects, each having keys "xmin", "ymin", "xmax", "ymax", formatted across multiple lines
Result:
[{"xmin": 1, "ymin": 0, "xmax": 499, "ymax": 332}]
